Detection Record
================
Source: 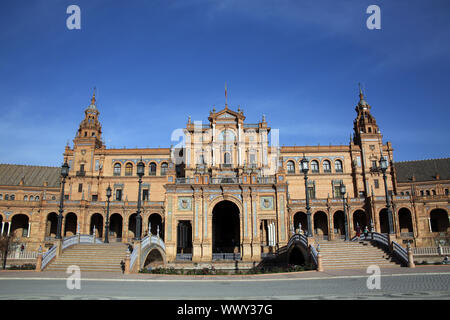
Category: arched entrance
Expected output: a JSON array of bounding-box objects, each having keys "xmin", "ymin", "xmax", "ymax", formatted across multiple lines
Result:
[
  {"xmin": 46, "ymin": 212, "xmax": 58, "ymax": 237},
  {"xmin": 11, "ymin": 214, "xmax": 29, "ymax": 238},
  {"xmin": 430, "ymin": 209, "xmax": 449, "ymax": 233},
  {"xmin": 379, "ymin": 209, "xmax": 389, "ymax": 234},
  {"xmin": 212, "ymin": 200, "xmax": 240, "ymax": 253},
  {"xmin": 177, "ymin": 221, "xmax": 192, "ymax": 254},
  {"xmin": 143, "ymin": 248, "xmax": 164, "ymax": 269},
  {"xmin": 288, "ymin": 246, "xmax": 306, "ymax": 266},
  {"xmin": 398, "ymin": 208, "xmax": 413, "ymax": 235},
  {"xmin": 333, "ymin": 211, "xmax": 345, "ymax": 238},
  {"xmin": 90, "ymin": 213, "xmax": 103, "ymax": 237},
  {"xmin": 353, "ymin": 210, "xmax": 367, "ymax": 231},
  {"xmin": 64, "ymin": 212, "xmax": 77, "ymax": 237},
  {"xmin": 128, "ymin": 213, "xmax": 142, "ymax": 239},
  {"xmin": 313, "ymin": 211, "xmax": 328, "ymax": 240},
  {"xmin": 148, "ymin": 213, "xmax": 164, "ymax": 239},
  {"xmin": 109, "ymin": 214, "xmax": 123, "ymax": 240},
  {"xmin": 293, "ymin": 212, "xmax": 308, "ymax": 234}
]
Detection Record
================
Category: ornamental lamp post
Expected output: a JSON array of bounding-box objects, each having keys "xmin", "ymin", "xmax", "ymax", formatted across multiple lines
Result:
[
  {"xmin": 340, "ymin": 183, "xmax": 349, "ymax": 241},
  {"xmin": 104, "ymin": 185, "xmax": 112, "ymax": 243},
  {"xmin": 379, "ymin": 156, "xmax": 394, "ymax": 234},
  {"xmin": 135, "ymin": 160, "xmax": 145, "ymax": 240},
  {"xmin": 56, "ymin": 161, "xmax": 70, "ymax": 239},
  {"xmin": 300, "ymin": 156, "xmax": 313, "ymax": 237}
]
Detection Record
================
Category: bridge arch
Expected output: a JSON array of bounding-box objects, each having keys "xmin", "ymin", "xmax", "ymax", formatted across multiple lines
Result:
[{"xmin": 141, "ymin": 245, "xmax": 166, "ymax": 270}]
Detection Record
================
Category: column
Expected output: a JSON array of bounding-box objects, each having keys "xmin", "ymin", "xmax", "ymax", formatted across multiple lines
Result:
[
  {"xmin": 7, "ymin": 222, "xmax": 11, "ymax": 236},
  {"xmin": 192, "ymin": 193, "xmax": 202, "ymax": 262},
  {"xmin": 27, "ymin": 222, "xmax": 31, "ymax": 237},
  {"xmin": 1, "ymin": 222, "xmax": 4, "ymax": 236}
]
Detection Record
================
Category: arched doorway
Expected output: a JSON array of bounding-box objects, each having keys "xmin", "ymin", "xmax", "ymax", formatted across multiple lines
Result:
[
  {"xmin": 353, "ymin": 210, "xmax": 367, "ymax": 231},
  {"xmin": 430, "ymin": 209, "xmax": 449, "ymax": 233},
  {"xmin": 293, "ymin": 212, "xmax": 308, "ymax": 234},
  {"xmin": 109, "ymin": 214, "xmax": 123, "ymax": 240},
  {"xmin": 379, "ymin": 209, "xmax": 389, "ymax": 234},
  {"xmin": 128, "ymin": 213, "xmax": 142, "ymax": 239},
  {"xmin": 90, "ymin": 213, "xmax": 103, "ymax": 237},
  {"xmin": 398, "ymin": 208, "xmax": 413, "ymax": 235},
  {"xmin": 11, "ymin": 214, "xmax": 29, "ymax": 238},
  {"xmin": 288, "ymin": 246, "xmax": 306, "ymax": 266},
  {"xmin": 313, "ymin": 211, "xmax": 328, "ymax": 240},
  {"xmin": 64, "ymin": 212, "xmax": 77, "ymax": 237},
  {"xmin": 148, "ymin": 213, "xmax": 164, "ymax": 239},
  {"xmin": 177, "ymin": 220, "xmax": 192, "ymax": 254},
  {"xmin": 143, "ymin": 249, "xmax": 164, "ymax": 269},
  {"xmin": 46, "ymin": 212, "xmax": 58, "ymax": 238},
  {"xmin": 212, "ymin": 200, "xmax": 240, "ymax": 253},
  {"xmin": 333, "ymin": 211, "xmax": 345, "ymax": 238}
]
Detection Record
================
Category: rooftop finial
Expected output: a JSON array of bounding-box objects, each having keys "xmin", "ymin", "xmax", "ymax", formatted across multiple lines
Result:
[
  {"xmin": 359, "ymin": 83, "xmax": 364, "ymax": 100},
  {"xmin": 91, "ymin": 87, "xmax": 96, "ymax": 105}
]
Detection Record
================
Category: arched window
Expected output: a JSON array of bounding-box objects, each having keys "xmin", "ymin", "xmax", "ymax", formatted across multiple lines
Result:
[
  {"xmin": 420, "ymin": 190, "xmax": 424, "ymax": 196},
  {"xmin": 426, "ymin": 190, "xmax": 430, "ymax": 196},
  {"xmin": 287, "ymin": 161, "xmax": 295, "ymax": 174},
  {"xmin": 29, "ymin": 196, "xmax": 34, "ymax": 201},
  {"xmin": 149, "ymin": 162, "xmax": 157, "ymax": 176},
  {"xmin": 35, "ymin": 196, "xmax": 39, "ymax": 201},
  {"xmin": 125, "ymin": 163, "xmax": 133, "ymax": 176},
  {"xmin": 114, "ymin": 163, "xmax": 121, "ymax": 176},
  {"xmin": 161, "ymin": 163, "xmax": 168, "ymax": 175},
  {"xmin": 323, "ymin": 160, "xmax": 331, "ymax": 173},
  {"xmin": 311, "ymin": 160, "xmax": 319, "ymax": 173},
  {"xmin": 0, "ymin": 194, "xmax": 3, "ymax": 200},
  {"xmin": 219, "ymin": 129, "xmax": 235, "ymax": 142},
  {"xmin": 5, "ymin": 194, "xmax": 9, "ymax": 200},
  {"xmin": 432, "ymin": 190, "xmax": 436, "ymax": 195},
  {"xmin": 198, "ymin": 154, "xmax": 205, "ymax": 165},
  {"xmin": 10, "ymin": 195, "xmax": 15, "ymax": 200},
  {"xmin": 24, "ymin": 195, "xmax": 28, "ymax": 201},
  {"xmin": 335, "ymin": 160, "xmax": 343, "ymax": 173}
]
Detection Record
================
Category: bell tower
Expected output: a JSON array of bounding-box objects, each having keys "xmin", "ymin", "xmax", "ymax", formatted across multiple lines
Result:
[
  {"xmin": 74, "ymin": 90, "xmax": 103, "ymax": 149},
  {"xmin": 353, "ymin": 86, "xmax": 380, "ymax": 145}
]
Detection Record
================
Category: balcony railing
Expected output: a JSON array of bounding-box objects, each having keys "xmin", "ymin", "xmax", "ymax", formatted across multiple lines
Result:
[
  {"xmin": 212, "ymin": 253, "xmax": 241, "ymax": 261},
  {"xmin": 76, "ymin": 171, "xmax": 86, "ymax": 177}
]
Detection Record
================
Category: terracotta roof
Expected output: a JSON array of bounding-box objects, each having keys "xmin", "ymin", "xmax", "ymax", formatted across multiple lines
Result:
[
  {"xmin": 394, "ymin": 158, "xmax": 450, "ymax": 183},
  {"xmin": 0, "ymin": 164, "xmax": 61, "ymax": 188}
]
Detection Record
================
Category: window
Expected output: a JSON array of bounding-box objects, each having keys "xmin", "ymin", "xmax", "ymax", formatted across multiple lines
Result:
[
  {"xmin": 446, "ymin": 189, "xmax": 449, "ymax": 195},
  {"xmin": 333, "ymin": 185, "xmax": 342, "ymax": 198},
  {"xmin": 92, "ymin": 195, "xmax": 98, "ymax": 202},
  {"xmin": 359, "ymin": 191, "xmax": 365, "ymax": 198},
  {"xmin": 149, "ymin": 163, "xmax": 156, "ymax": 176},
  {"xmin": 64, "ymin": 194, "xmax": 69, "ymax": 200},
  {"xmin": 114, "ymin": 163, "xmax": 121, "ymax": 176},
  {"xmin": 311, "ymin": 160, "xmax": 319, "ymax": 173},
  {"xmin": 0, "ymin": 194, "xmax": 3, "ymax": 200},
  {"xmin": 426, "ymin": 190, "xmax": 430, "ymax": 196},
  {"xmin": 307, "ymin": 186, "xmax": 315, "ymax": 199},
  {"xmin": 125, "ymin": 163, "xmax": 133, "ymax": 176},
  {"xmin": 78, "ymin": 184, "xmax": 83, "ymax": 192},
  {"xmin": 223, "ymin": 152, "xmax": 231, "ymax": 164},
  {"xmin": 406, "ymin": 191, "xmax": 410, "ymax": 196},
  {"xmin": 420, "ymin": 190, "xmax": 424, "ymax": 196},
  {"xmin": 161, "ymin": 163, "xmax": 168, "ymax": 175},
  {"xmin": 95, "ymin": 160, "xmax": 100, "ymax": 171},
  {"xmin": 374, "ymin": 179, "xmax": 379, "ymax": 189},
  {"xmin": 287, "ymin": 161, "xmax": 295, "ymax": 174},
  {"xmin": 143, "ymin": 189, "xmax": 149, "ymax": 201},
  {"xmin": 52, "ymin": 196, "xmax": 56, "ymax": 200},
  {"xmin": 24, "ymin": 195, "xmax": 28, "ymax": 201},
  {"xmin": 400, "ymin": 192, "xmax": 404, "ymax": 195},
  {"xmin": 250, "ymin": 153, "xmax": 256, "ymax": 164},
  {"xmin": 80, "ymin": 164, "xmax": 85, "ymax": 172},
  {"xmin": 4, "ymin": 194, "xmax": 9, "ymax": 200},
  {"xmin": 35, "ymin": 196, "xmax": 39, "ymax": 201},
  {"xmin": 10, "ymin": 195, "xmax": 14, "ymax": 200},
  {"xmin": 116, "ymin": 189, "xmax": 122, "ymax": 201},
  {"xmin": 29, "ymin": 196, "xmax": 34, "ymax": 201},
  {"xmin": 335, "ymin": 160, "xmax": 343, "ymax": 173},
  {"xmin": 371, "ymin": 160, "xmax": 377, "ymax": 170},
  {"xmin": 323, "ymin": 160, "xmax": 331, "ymax": 173},
  {"xmin": 432, "ymin": 190, "xmax": 436, "ymax": 195}
]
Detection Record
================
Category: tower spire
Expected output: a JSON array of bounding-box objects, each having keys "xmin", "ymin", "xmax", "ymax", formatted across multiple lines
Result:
[
  {"xmin": 91, "ymin": 87, "xmax": 96, "ymax": 105},
  {"xmin": 225, "ymin": 82, "xmax": 228, "ymax": 108}
]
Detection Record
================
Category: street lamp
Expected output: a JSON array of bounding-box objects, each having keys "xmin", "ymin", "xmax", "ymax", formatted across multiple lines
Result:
[
  {"xmin": 300, "ymin": 156, "xmax": 313, "ymax": 237},
  {"xmin": 379, "ymin": 156, "xmax": 394, "ymax": 234},
  {"xmin": 340, "ymin": 183, "xmax": 349, "ymax": 241},
  {"xmin": 135, "ymin": 160, "xmax": 145, "ymax": 240},
  {"xmin": 104, "ymin": 185, "xmax": 112, "ymax": 243},
  {"xmin": 56, "ymin": 161, "xmax": 69, "ymax": 239}
]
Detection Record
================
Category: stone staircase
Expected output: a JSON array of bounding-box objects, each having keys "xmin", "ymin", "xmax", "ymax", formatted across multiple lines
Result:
[
  {"xmin": 45, "ymin": 243, "xmax": 128, "ymax": 272},
  {"xmin": 317, "ymin": 240, "xmax": 402, "ymax": 269}
]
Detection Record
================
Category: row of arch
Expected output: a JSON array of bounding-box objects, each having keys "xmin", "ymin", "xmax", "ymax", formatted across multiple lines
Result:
[
  {"xmin": 43, "ymin": 212, "xmax": 164, "ymax": 240},
  {"xmin": 0, "ymin": 194, "xmax": 15, "ymax": 201},
  {"xmin": 292, "ymin": 207, "xmax": 449, "ymax": 236},
  {"xmin": 113, "ymin": 162, "xmax": 168, "ymax": 176},
  {"xmin": 400, "ymin": 189, "xmax": 450, "ymax": 197},
  {"xmin": 286, "ymin": 159, "xmax": 344, "ymax": 174}
]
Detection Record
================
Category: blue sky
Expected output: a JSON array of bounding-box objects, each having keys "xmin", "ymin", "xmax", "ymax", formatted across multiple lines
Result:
[{"xmin": 0, "ymin": 0, "xmax": 449, "ymax": 166}]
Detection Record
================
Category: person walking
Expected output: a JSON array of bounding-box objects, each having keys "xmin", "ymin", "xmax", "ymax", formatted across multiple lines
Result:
[{"xmin": 363, "ymin": 226, "xmax": 369, "ymax": 239}]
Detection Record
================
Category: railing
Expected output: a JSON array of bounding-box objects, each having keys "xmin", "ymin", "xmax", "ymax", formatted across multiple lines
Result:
[
  {"xmin": 176, "ymin": 253, "xmax": 193, "ymax": 261},
  {"xmin": 392, "ymin": 241, "xmax": 409, "ymax": 266},
  {"xmin": 41, "ymin": 246, "xmax": 57, "ymax": 270},
  {"xmin": 7, "ymin": 251, "xmax": 38, "ymax": 260},
  {"xmin": 130, "ymin": 247, "xmax": 138, "ymax": 270},
  {"xmin": 413, "ymin": 247, "xmax": 450, "ymax": 256},
  {"xmin": 79, "ymin": 235, "xmax": 94, "ymax": 243},
  {"xmin": 261, "ymin": 252, "xmax": 276, "ymax": 259},
  {"xmin": 310, "ymin": 245, "xmax": 318, "ymax": 266},
  {"xmin": 288, "ymin": 233, "xmax": 308, "ymax": 250},
  {"xmin": 62, "ymin": 235, "xmax": 78, "ymax": 250},
  {"xmin": 212, "ymin": 253, "xmax": 241, "ymax": 261},
  {"xmin": 257, "ymin": 176, "xmax": 276, "ymax": 184},
  {"xmin": 211, "ymin": 177, "xmax": 241, "ymax": 184}
]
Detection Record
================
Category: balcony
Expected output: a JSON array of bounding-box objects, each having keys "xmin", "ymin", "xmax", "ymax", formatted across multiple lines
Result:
[{"xmin": 76, "ymin": 170, "xmax": 86, "ymax": 177}]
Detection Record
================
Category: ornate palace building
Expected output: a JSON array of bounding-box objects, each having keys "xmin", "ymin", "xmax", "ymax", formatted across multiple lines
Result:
[{"xmin": 0, "ymin": 89, "xmax": 449, "ymax": 269}]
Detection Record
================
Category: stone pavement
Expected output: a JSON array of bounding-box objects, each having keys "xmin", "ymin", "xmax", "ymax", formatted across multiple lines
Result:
[{"xmin": 1, "ymin": 265, "xmax": 449, "ymax": 281}]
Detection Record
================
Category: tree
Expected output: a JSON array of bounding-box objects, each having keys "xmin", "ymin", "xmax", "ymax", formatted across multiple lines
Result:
[{"xmin": 0, "ymin": 233, "xmax": 19, "ymax": 270}]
